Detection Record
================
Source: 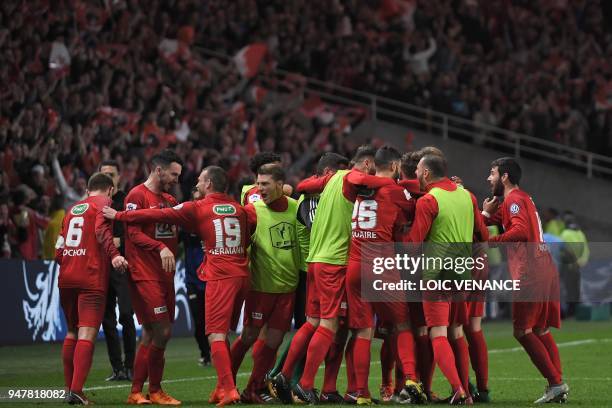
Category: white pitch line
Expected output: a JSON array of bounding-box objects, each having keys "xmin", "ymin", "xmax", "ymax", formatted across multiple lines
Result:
[{"xmin": 84, "ymin": 337, "xmax": 612, "ymax": 392}]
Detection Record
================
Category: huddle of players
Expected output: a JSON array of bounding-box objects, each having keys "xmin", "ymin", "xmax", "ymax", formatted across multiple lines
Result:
[{"xmin": 55, "ymin": 145, "xmax": 568, "ymax": 405}]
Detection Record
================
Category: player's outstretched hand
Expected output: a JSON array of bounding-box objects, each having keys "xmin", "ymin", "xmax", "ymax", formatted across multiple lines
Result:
[
  {"xmin": 102, "ymin": 206, "xmax": 118, "ymax": 219},
  {"xmin": 112, "ymin": 255, "xmax": 129, "ymax": 272},
  {"xmin": 483, "ymin": 196, "xmax": 499, "ymax": 213},
  {"xmin": 160, "ymin": 247, "xmax": 176, "ymax": 274}
]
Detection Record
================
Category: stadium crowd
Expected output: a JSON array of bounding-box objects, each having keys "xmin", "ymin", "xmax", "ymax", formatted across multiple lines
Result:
[{"xmin": 0, "ymin": 0, "xmax": 606, "ymax": 259}]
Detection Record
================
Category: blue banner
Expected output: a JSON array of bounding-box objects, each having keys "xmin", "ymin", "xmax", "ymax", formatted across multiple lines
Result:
[{"xmin": 0, "ymin": 260, "xmax": 193, "ymax": 345}]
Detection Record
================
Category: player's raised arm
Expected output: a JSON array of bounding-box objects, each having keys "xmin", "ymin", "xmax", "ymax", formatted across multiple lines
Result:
[
  {"xmin": 489, "ymin": 197, "xmax": 529, "ymax": 243},
  {"xmin": 296, "ymin": 173, "xmax": 333, "ymax": 194},
  {"xmin": 104, "ymin": 201, "xmax": 196, "ymax": 230},
  {"xmin": 345, "ymin": 170, "xmax": 396, "ymax": 189}
]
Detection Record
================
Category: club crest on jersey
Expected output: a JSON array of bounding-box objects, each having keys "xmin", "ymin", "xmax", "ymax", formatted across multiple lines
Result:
[
  {"xmin": 213, "ymin": 204, "xmax": 236, "ymax": 215},
  {"xmin": 71, "ymin": 203, "xmax": 89, "ymax": 215},
  {"xmin": 510, "ymin": 203, "xmax": 520, "ymax": 214},
  {"xmin": 269, "ymin": 222, "xmax": 295, "ymax": 249},
  {"xmin": 248, "ymin": 194, "xmax": 261, "ymax": 203},
  {"xmin": 126, "ymin": 203, "xmax": 137, "ymax": 211}
]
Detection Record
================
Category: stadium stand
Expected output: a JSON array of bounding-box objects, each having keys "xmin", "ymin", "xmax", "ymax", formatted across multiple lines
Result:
[{"xmin": 1, "ymin": 0, "xmax": 612, "ymax": 258}]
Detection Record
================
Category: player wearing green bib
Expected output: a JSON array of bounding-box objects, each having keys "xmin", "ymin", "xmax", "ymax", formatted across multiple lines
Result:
[
  {"xmin": 289, "ymin": 146, "xmax": 377, "ymax": 404},
  {"xmin": 229, "ymin": 164, "xmax": 302, "ymax": 404},
  {"xmin": 409, "ymin": 154, "xmax": 488, "ymax": 405},
  {"xmin": 270, "ymin": 153, "xmax": 351, "ymax": 404}
]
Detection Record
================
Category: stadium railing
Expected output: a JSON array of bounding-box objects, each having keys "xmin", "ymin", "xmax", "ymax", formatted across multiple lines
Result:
[{"xmin": 198, "ymin": 48, "xmax": 612, "ymax": 180}]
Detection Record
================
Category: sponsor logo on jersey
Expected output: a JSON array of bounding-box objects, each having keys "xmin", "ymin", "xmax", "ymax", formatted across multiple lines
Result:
[
  {"xmin": 213, "ymin": 204, "xmax": 236, "ymax": 215},
  {"xmin": 71, "ymin": 203, "xmax": 89, "ymax": 215},
  {"xmin": 126, "ymin": 203, "xmax": 137, "ymax": 211},
  {"xmin": 62, "ymin": 248, "xmax": 87, "ymax": 256},
  {"xmin": 154, "ymin": 306, "xmax": 168, "ymax": 314},
  {"xmin": 510, "ymin": 203, "xmax": 520, "ymax": 215},
  {"xmin": 251, "ymin": 312, "xmax": 263, "ymax": 320},
  {"xmin": 173, "ymin": 203, "xmax": 184, "ymax": 210},
  {"xmin": 269, "ymin": 222, "xmax": 296, "ymax": 249}
]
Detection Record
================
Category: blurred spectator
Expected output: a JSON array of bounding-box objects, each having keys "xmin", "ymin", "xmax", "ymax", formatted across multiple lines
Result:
[
  {"xmin": 1, "ymin": 0, "xmax": 609, "ymax": 257},
  {"xmin": 543, "ymin": 207, "xmax": 566, "ymax": 237},
  {"xmin": 0, "ymin": 196, "xmax": 15, "ymax": 258},
  {"xmin": 42, "ymin": 194, "xmax": 64, "ymax": 260},
  {"xmin": 10, "ymin": 188, "xmax": 49, "ymax": 260},
  {"xmin": 559, "ymin": 211, "xmax": 590, "ymax": 318}
]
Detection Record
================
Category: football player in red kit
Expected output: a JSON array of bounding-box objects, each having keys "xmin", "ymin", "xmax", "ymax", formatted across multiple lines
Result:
[
  {"xmin": 56, "ymin": 173, "xmax": 128, "ymax": 405},
  {"xmin": 483, "ymin": 157, "xmax": 568, "ymax": 404},
  {"xmin": 122, "ymin": 150, "xmax": 182, "ymax": 405},
  {"xmin": 344, "ymin": 146, "xmax": 427, "ymax": 404},
  {"xmin": 104, "ymin": 166, "xmax": 250, "ymax": 407}
]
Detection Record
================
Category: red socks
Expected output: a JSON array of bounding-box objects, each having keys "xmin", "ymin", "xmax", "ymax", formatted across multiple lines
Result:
[
  {"xmin": 353, "ymin": 337, "xmax": 372, "ymax": 394},
  {"xmin": 431, "ymin": 336, "xmax": 462, "ymax": 392},
  {"xmin": 450, "ymin": 337, "xmax": 470, "ymax": 395},
  {"xmin": 466, "ymin": 329, "xmax": 489, "ymax": 391},
  {"xmin": 396, "ymin": 330, "xmax": 417, "ymax": 381},
  {"xmin": 380, "ymin": 336, "xmax": 394, "ymax": 386},
  {"xmin": 247, "ymin": 344, "xmax": 277, "ymax": 391},
  {"xmin": 300, "ymin": 326, "xmax": 334, "ymax": 389},
  {"xmin": 415, "ymin": 334, "xmax": 434, "ymax": 393},
  {"xmin": 70, "ymin": 339, "xmax": 95, "ymax": 393},
  {"xmin": 230, "ymin": 337, "xmax": 250, "ymax": 380},
  {"xmin": 345, "ymin": 336, "xmax": 356, "ymax": 393},
  {"xmin": 212, "ymin": 340, "xmax": 236, "ymax": 392},
  {"xmin": 538, "ymin": 332, "xmax": 562, "ymax": 378},
  {"xmin": 62, "ymin": 338, "xmax": 76, "ymax": 389},
  {"xmin": 131, "ymin": 343, "xmax": 150, "ymax": 393},
  {"xmin": 282, "ymin": 322, "xmax": 316, "ymax": 378},
  {"xmin": 322, "ymin": 338, "xmax": 345, "ymax": 393},
  {"xmin": 518, "ymin": 333, "xmax": 562, "ymax": 385},
  {"xmin": 148, "ymin": 345, "xmax": 166, "ymax": 393}
]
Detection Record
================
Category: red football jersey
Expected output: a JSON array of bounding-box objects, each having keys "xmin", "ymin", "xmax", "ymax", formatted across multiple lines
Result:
[
  {"xmin": 116, "ymin": 192, "xmax": 249, "ymax": 281},
  {"xmin": 349, "ymin": 183, "xmax": 415, "ymax": 263},
  {"xmin": 123, "ymin": 184, "xmax": 178, "ymax": 283},
  {"xmin": 55, "ymin": 195, "xmax": 119, "ymax": 290},
  {"xmin": 489, "ymin": 188, "xmax": 557, "ymax": 281}
]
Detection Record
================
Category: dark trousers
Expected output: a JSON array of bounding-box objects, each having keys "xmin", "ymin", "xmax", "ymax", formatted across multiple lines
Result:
[
  {"xmin": 187, "ymin": 284, "xmax": 210, "ymax": 360},
  {"xmin": 102, "ymin": 268, "xmax": 136, "ymax": 371},
  {"xmin": 293, "ymin": 270, "xmax": 307, "ymax": 329}
]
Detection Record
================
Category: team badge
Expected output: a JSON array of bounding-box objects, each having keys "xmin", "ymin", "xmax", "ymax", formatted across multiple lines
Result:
[
  {"xmin": 510, "ymin": 203, "xmax": 520, "ymax": 214},
  {"xmin": 126, "ymin": 203, "xmax": 137, "ymax": 211},
  {"xmin": 71, "ymin": 203, "xmax": 89, "ymax": 215}
]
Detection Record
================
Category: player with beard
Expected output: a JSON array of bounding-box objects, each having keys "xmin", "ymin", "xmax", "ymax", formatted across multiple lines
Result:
[
  {"xmin": 240, "ymin": 152, "xmax": 293, "ymax": 205},
  {"xmin": 482, "ymin": 157, "xmax": 568, "ymax": 404},
  {"xmin": 104, "ymin": 166, "xmax": 250, "ymax": 407},
  {"xmin": 122, "ymin": 150, "xmax": 182, "ymax": 405}
]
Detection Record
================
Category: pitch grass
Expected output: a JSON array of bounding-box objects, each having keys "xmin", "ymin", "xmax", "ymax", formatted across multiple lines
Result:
[{"xmin": 0, "ymin": 320, "xmax": 611, "ymax": 407}]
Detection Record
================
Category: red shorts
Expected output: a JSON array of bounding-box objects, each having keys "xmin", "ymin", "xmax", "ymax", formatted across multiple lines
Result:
[
  {"xmin": 206, "ymin": 277, "xmax": 249, "ymax": 335},
  {"xmin": 60, "ymin": 288, "xmax": 106, "ymax": 329},
  {"xmin": 305, "ymin": 264, "xmax": 320, "ymax": 318},
  {"xmin": 244, "ymin": 291, "xmax": 295, "ymax": 332},
  {"xmin": 129, "ymin": 279, "xmax": 175, "ymax": 325},
  {"xmin": 512, "ymin": 301, "xmax": 561, "ymax": 330},
  {"xmin": 408, "ymin": 301, "xmax": 427, "ymax": 328},
  {"xmin": 312, "ymin": 262, "xmax": 347, "ymax": 319},
  {"xmin": 346, "ymin": 260, "xmax": 409, "ymax": 329},
  {"xmin": 423, "ymin": 300, "xmax": 468, "ymax": 328},
  {"xmin": 467, "ymin": 301, "xmax": 485, "ymax": 318}
]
